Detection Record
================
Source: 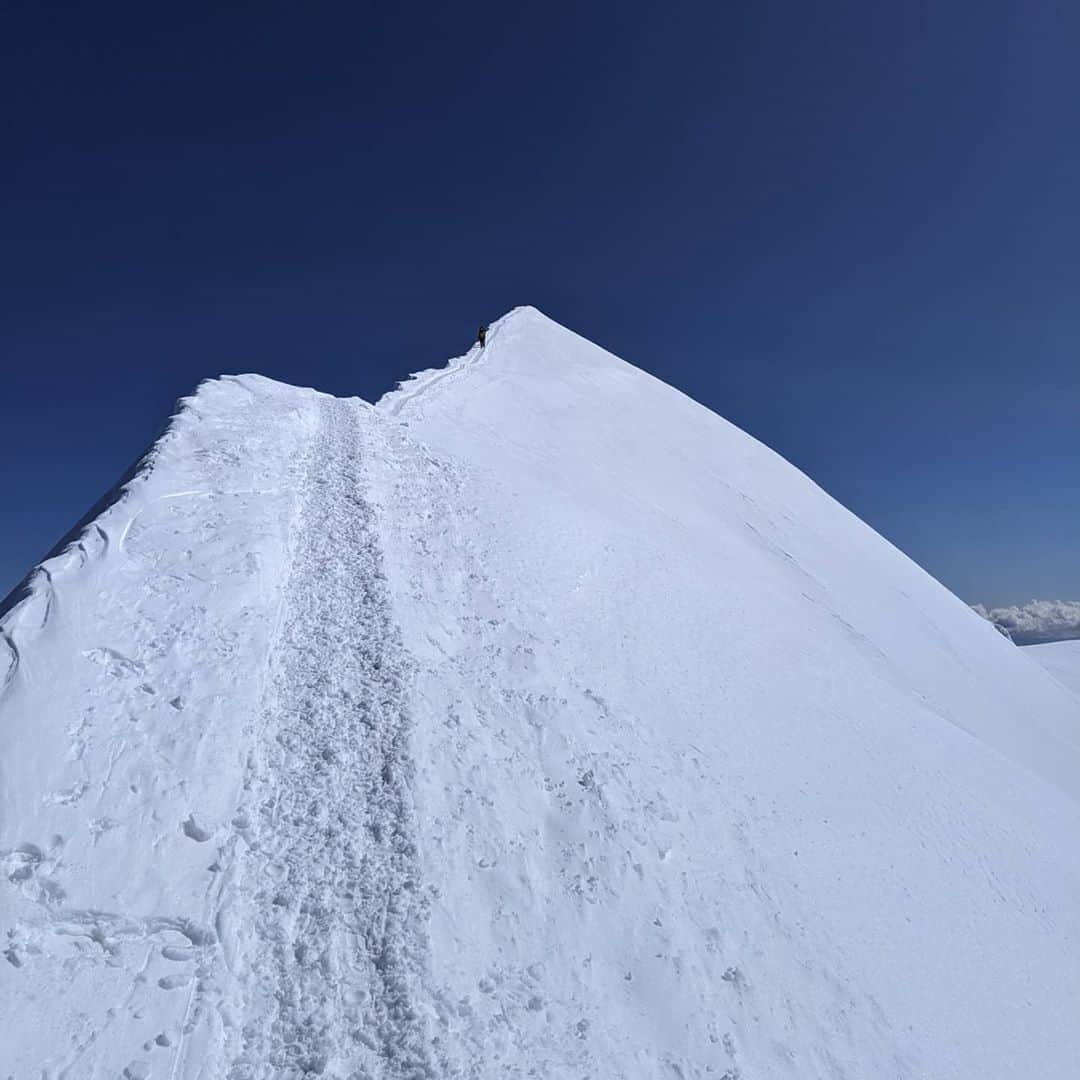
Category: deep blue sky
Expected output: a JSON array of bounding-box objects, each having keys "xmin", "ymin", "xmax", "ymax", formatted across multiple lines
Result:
[{"xmin": 2, "ymin": 1, "xmax": 1077, "ymax": 608}]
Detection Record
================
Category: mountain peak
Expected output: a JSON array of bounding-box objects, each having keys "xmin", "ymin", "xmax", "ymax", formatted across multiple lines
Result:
[
  {"xmin": 376, "ymin": 303, "xmax": 615, "ymax": 417},
  {"xmin": 2, "ymin": 316, "xmax": 1078, "ymax": 1078}
]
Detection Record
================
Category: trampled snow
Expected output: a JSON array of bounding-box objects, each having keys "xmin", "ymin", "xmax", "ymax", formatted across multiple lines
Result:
[{"xmin": 1, "ymin": 307, "xmax": 1078, "ymax": 1078}]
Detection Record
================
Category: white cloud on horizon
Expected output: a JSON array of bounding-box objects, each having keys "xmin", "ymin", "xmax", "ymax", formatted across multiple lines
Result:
[{"xmin": 972, "ymin": 599, "xmax": 1080, "ymax": 645}]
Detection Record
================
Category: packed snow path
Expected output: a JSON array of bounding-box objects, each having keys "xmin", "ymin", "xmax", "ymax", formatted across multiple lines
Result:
[{"xmin": 223, "ymin": 397, "xmax": 432, "ymax": 1079}]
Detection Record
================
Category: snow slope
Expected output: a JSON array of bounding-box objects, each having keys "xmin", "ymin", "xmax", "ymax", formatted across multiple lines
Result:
[
  {"xmin": 1, "ymin": 306, "xmax": 1078, "ymax": 1079},
  {"xmin": 1028, "ymin": 639, "xmax": 1080, "ymax": 698}
]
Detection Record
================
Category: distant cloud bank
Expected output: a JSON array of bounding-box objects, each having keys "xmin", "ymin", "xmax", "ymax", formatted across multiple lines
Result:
[{"xmin": 972, "ymin": 599, "xmax": 1080, "ymax": 645}]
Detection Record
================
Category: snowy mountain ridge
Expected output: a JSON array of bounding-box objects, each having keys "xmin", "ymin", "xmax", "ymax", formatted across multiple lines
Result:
[{"xmin": 1, "ymin": 306, "xmax": 1078, "ymax": 1079}]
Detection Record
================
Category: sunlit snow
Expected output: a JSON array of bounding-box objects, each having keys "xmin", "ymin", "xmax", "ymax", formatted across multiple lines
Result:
[
  {"xmin": 2, "ymin": 307, "xmax": 1078, "ymax": 1078},
  {"xmin": 1028, "ymin": 639, "xmax": 1080, "ymax": 699}
]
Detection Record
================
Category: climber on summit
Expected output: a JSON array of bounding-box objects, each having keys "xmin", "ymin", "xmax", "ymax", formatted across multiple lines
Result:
[{"xmin": 477, "ymin": 325, "xmax": 488, "ymax": 348}]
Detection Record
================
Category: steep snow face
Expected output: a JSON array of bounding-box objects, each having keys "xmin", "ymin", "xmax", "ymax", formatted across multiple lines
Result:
[
  {"xmin": 375, "ymin": 308, "xmax": 1080, "ymax": 1080},
  {"xmin": 1028, "ymin": 640, "xmax": 1080, "ymax": 698},
  {"xmin": 1, "ymin": 307, "xmax": 1078, "ymax": 1079}
]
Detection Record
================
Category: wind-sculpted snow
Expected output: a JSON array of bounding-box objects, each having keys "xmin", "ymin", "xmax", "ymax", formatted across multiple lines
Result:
[
  {"xmin": 2, "ymin": 307, "xmax": 1079, "ymax": 1078},
  {"xmin": 0, "ymin": 375, "xmax": 315, "ymax": 1076}
]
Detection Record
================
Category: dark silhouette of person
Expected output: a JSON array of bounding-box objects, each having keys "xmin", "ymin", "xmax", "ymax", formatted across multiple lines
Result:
[{"xmin": 477, "ymin": 325, "xmax": 488, "ymax": 348}]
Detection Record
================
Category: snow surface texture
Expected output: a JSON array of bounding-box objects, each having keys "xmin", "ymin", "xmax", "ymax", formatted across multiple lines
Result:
[
  {"xmin": 1, "ymin": 306, "xmax": 1079, "ymax": 1079},
  {"xmin": 972, "ymin": 598, "xmax": 1080, "ymax": 645},
  {"xmin": 1028, "ymin": 640, "xmax": 1080, "ymax": 698}
]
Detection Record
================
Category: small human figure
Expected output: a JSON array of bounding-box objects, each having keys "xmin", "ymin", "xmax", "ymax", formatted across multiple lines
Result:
[{"xmin": 477, "ymin": 325, "xmax": 488, "ymax": 348}]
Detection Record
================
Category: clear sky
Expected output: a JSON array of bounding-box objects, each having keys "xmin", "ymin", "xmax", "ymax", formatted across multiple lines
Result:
[{"xmin": 2, "ymin": 1, "xmax": 1077, "ymax": 608}]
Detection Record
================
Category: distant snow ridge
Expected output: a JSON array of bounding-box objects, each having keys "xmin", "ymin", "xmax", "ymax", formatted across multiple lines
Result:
[
  {"xmin": 1028, "ymin": 640, "xmax": 1080, "ymax": 697},
  {"xmin": 973, "ymin": 598, "xmax": 1080, "ymax": 644}
]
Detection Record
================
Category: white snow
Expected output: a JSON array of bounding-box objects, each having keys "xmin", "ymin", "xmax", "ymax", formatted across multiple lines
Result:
[
  {"xmin": 1, "ymin": 306, "xmax": 1078, "ymax": 1078},
  {"xmin": 1028, "ymin": 639, "xmax": 1080, "ymax": 699}
]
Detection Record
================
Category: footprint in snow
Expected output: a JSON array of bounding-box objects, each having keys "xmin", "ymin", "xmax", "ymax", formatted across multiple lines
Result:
[{"xmin": 182, "ymin": 815, "xmax": 213, "ymax": 842}]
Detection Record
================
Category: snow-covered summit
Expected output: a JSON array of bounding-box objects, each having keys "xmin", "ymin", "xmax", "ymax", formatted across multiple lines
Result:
[{"xmin": 2, "ymin": 306, "xmax": 1078, "ymax": 1079}]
